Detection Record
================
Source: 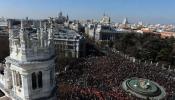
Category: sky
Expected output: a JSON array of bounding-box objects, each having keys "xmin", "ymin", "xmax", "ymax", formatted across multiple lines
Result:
[{"xmin": 0, "ymin": 0, "xmax": 175, "ymax": 24}]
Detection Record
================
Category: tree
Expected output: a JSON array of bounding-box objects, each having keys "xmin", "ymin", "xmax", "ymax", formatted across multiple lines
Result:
[{"xmin": 156, "ymin": 48, "xmax": 171, "ymax": 61}]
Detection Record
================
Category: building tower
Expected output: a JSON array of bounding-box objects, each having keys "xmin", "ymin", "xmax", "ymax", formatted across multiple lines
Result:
[
  {"xmin": 122, "ymin": 17, "xmax": 129, "ymax": 25},
  {"xmin": 66, "ymin": 14, "xmax": 69, "ymax": 22},
  {"xmin": 5, "ymin": 19, "xmax": 56, "ymax": 100},
  {"xmin": 100, "ymin": 13, "xmax": 111, "ymax": 25}
]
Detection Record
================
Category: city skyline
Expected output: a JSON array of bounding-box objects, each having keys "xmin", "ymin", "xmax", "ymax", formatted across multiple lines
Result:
[{"xmin": 0, "ymin": 0, "xmax": 175, "ymax": 24}]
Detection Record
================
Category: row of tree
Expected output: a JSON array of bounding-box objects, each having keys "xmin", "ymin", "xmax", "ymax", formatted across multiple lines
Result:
[{"xmin": 100, "ymin": 33, "xmax": 175, "ymax": 66}]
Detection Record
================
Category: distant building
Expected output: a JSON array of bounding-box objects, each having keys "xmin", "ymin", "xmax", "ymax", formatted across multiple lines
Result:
[
  {"xmin": 119, "ymin": 18, "xmax": 130, "ymax": 29},
  {"xmin": 100, "ymin": 14, "xmax": 111, "ymax": 25},
  {"xmin": 0, "ymin": 17, "xmax": 8, "ymax": 35},
  {"xmin": 0, "ymin": 17, "xmax": 8, "ymax": 27},
  {"xmin": 95, "ymin": 24, "xmax": 118, "ymax": 41},
  {"xmin": 68, "ymin": 20, "xmax": 84, "ymax": 32},
  {"xmin": 54, "ymin": 28, "xmax": 85, "ymax": 58},
  {"xmin": 122, "ymin": 18, "xmax": 129, "ymax": 25},
  {"xmin": 85, "ymin": 24, "xmax": 96, "ymax": 38},
  {"xmin": 53, "ymin": 12, "xmax": 69, "ymax": 24},
  {"xmin": 141, "ymin": 28, "xmax": 154, "ymax": 33},
  {"xmin": 86, "ymin": 23, "xmax": 119, "ymax": 41},
  {"xmin": 160, "ymin": 32, "xmax": 175, "ymax": 38}
]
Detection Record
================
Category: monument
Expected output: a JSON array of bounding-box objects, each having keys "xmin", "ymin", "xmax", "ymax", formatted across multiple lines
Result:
[{"xmin": 122, "ymin": 77, "xmax": 166, "ymax": 100}]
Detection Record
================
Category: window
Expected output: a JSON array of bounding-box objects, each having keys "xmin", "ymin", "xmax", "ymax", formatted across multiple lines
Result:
[
  {"xmin": 16, "ymin": 72, "xmax": 19, "ymax": 86},
  {"xmin": 32, "ymin": 71, "xmax": 43, "ymax": 90},
  {"xmin": 13, "ymin": 71, "xmax": 22, "ymax": 88},
  {"xmin": 32, "ymin": 72, "xmax": 37, "ymax": 89},
  {"xmin": 38, "ymin": 71, "xmax": 42, "ymax": 88},
  {"xmin": 18, "ymin": 73, "xmax": 22, "ymax": 88}
]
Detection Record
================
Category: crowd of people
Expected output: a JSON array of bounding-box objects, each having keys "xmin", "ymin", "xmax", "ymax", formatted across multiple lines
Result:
[{"xmin": 57, "ymin": 50, "xmax": 175, "ymax": 100}]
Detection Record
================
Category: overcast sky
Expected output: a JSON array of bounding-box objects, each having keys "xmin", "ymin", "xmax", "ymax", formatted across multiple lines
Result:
[{"xmin": 0, "ymin": 0, "xmax": 175, "ymax": 24}]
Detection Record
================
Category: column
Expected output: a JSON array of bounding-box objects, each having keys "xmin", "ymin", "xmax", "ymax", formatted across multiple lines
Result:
[
  {"xmin": 4, "ymin": 63, "xmax": 12, "ymax": 89},
  {"xmin": 21, "ymin": 74, "xmax": 30, "ymax": 100},
  {"xmin": 43, "ymin": 70, "xmax": 50, "ymax": 92},
  {"xmin": 11, "ymin": 70, "xmax": 16, "ymax": 94}
]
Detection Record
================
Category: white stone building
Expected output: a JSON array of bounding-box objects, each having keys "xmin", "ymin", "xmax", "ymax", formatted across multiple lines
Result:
[
  {"xmin": 100, "ymin": 14, "xmax": 111, "ymax": 25},
  {"xmin": 54, "ymin": 28, "xmax": 85, "ymax": 58},
  {"xmin": 86, "ymin": 23, "xmax": 118, "ymax": 41},
  {"xmin": 53, "ymin": 12, "xmax": 69, "ymax": 24},
  {"xmin": 0, "ymin": 19, "xmax": 57, "ymax": 100}
]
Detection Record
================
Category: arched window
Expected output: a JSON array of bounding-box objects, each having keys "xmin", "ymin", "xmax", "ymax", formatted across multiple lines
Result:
[
  {"xmin": 18, "ymin": 73, "xmax": 22, "ymax": 88},
  {"xmin": 32, "ymin": 72, "xmax": 37, "ymax": 89},
  {"xmin": 16, "ymin": 72, "xmax": 19, "ymax": 86},
  {"xmin": 38, "ymin": 71, "xmax": 42, "ymax": 88},
  {"xmin": 13, "ymin": 71, "xmax": 17, "ymax": 86},
  {"xmin": 13, "ymin": 71, "xmax": 22, "ymax": 88}
]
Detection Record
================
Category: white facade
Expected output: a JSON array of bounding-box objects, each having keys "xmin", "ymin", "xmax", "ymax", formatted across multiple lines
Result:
[
  {"xmin": 122, "ymin": 18, "xmax": 129, "ymax": 25},
  {"xmin": 54, "ymin": 29, "xmax": 84, "ymax": 58},
  {"xmin": 85, "ymin": 24, "xmax": 96, "ymax": 38},
  {"xmin": 86, "ymin": 23, "xmax": 118, "ymax": 41},
  {"xmin": 0, "ymin": 19, "xmax": 57, "ymax": 100},
  {"xmin": 100, "ymin": 15, "xmax": 110, "ymax": 25}
]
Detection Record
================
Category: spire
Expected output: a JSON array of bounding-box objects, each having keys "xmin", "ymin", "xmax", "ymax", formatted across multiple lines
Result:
[
  {"xmin": 50, "ymin": 20, "xmax": 53, "ymax": 29},
  {"xmin": 50, "ymin": 18, "xmax": 54, "ymax": 31},
  {"xmin": 8, "ymin": 20, "xmax": 14, "ymax": 39},
  {"xmin": 21, "ymin": 19, "xmax": 24, "ymax": 29},
  {"xmin": 39, "ymin": 20, "xmax": 42, "ymax": 29},
  {"xmin": 37, "ymin": 28, "xmax": 40, "ymax": 40},
  {"xmin": 20, "ymin": 20, "xmax": 24, "ymax": 36},
  {"xmin": 19, "ymin": 19, "xmax": 27, "ymax": 49},
  {"xmin": 44, "ymin": 22, "xmax": 47, "ymax": 30},
  {"xmin": 39, "ymin": 20, "xmax": 43, "ymax": 37},
  {"xmin": 8, "ymin": 20, "xmax": 12, "ymax": 29},
  {"xmin": 40, "ymin": 20, "xmax": 43, "ymax": 37},
  {"xmin": 48, "ymin": 18, "xmax": 54, "ymax": 40},
  {"xmin": 123, "ymin": 17, "xmax": 128, "ymax": 25},
  {"xmin": 66, "ymin": 14, "xmax": 69, "ymax": 22}
]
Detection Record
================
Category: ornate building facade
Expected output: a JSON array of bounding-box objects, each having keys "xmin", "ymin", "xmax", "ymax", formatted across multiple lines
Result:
[
  {"xmin": 0, "ymin": 19, "xmax": 57, "ymax": 100},
  {"xmin": 54, "ymin": 28, "xmax": 85, "ymax": 58}
]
